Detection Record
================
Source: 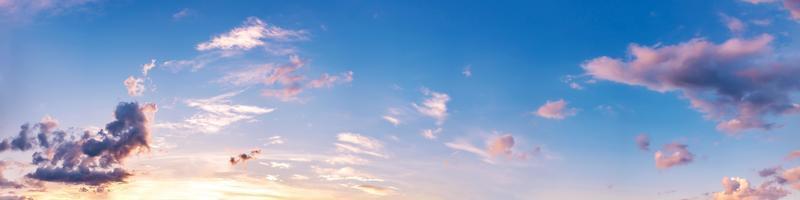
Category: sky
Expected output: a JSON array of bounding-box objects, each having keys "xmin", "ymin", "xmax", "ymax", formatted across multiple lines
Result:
[{"xmin": 3, "ymin": 0, "xmax": 800, "ymax": 199}]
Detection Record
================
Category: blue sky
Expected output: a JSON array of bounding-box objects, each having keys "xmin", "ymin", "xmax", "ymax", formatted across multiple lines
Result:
[{"xmin": 2, "ymin": 0, "xmax": 800, "ymax": 199}]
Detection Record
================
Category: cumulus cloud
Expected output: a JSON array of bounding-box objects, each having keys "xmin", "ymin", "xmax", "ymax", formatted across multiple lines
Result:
[
  {"xmin": 535, "ymin": 99, "xmax": 577, "ymax": 120},
  {"xmin": 420, "ymin": 128, "xmax": 442, "ymax": 140},
  {"xmin": 654, "ymin": 143, "xmax": 695, "ymax": 169},
  {"xmin": 635, "ymin": 134, "xmax": 650, "ymax": 151},
  {"xmin": 582, "ymin": 34, "xmax": 800, "ymax": 133},
  {"xmin": 334, "ymin": 133, "xmax": 386, "ymax": 158},
  {"xmin": 197, "ymin": 17, "xmax": 307, "ymax": 51},
  {"xmin": 123, "ymin": 76, "xmax": 145, "ymax": 97},
  {"xmin": 0, "ymin": 102, "xmax": 158, "ymax": 185},
  {"xmin": 230, "ymin": 149, "xmax": 261, "ymax": 165},
  {"xmin": 712, "ymin": 177, "xmax": 788, "ymax": 200},
  {"xmin": 780, "ymin": 167, "xmax": 800, "ymax": 190},
  {"xmin": 155, "ymin": 91, "xmax": 274, "ymax": 134},
  {"xmin": 413, "ymin": 89, "xmax": 450, "ymax": 125}
]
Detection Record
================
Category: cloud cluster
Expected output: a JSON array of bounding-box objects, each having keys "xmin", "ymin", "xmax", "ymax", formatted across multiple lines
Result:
[
  {"xmin": 712, "ymin": 177, "xmax": 788, "ymax": 200},
  {"xmin": 535, "ymin": 99, "xmax": 577, "ymax": 120},
  {"xmin": 583, "ymin": 34, "xmax": 800, "ymax": 133},
  {"xmin": 0, "ymin": 102, "xmax": 158, "ymax": 185},
  {"xmin": 413, "ymin": 89, "xmax": 450, "ymax": 125},
  {"xmin": 156, "ymin": 91, "xmax": 274, "ymax": 134},
  {"xmin": 654, "ymin": 143, "xmax": 695, "ymax": 169},
  {"xmin": 123, "ymin": 59, "xmax": 157, "ymax": 97}
]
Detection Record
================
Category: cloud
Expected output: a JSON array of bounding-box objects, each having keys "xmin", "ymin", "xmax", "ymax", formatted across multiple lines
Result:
[
  {"xmin": 172, "ymin": 8, "xmax": 193, "ymax": 20},
  {"xmin": 123, "ymin": 76, "xmax": 145, "ymax": 97},
  {"xmin": 0, "ymin": 161, "xmax": 23, "ymax": 189},
  {"xmin": 141, "ymin": 59, "xmax": 156, "ymax": 76},
  {"xmin": 535, "ymin": 99, "xmax": 577, "ymax": 119},
  {"xmin": 654, "ymin": 143, "xmax": 695, "ymax": 169},
  {"xmin": 155, "ymin": 91, "xmax": 274, "ymax": 134},
  {"xmin": 0, "ymin": 0, "xmax": 97, "ymax": 21},
  {"xmin": 760, "ymin": 167, "xmax": 782, "ymax": 177},
  {"xmin": 229, "ymin": 149, "xmax": 261, "ymax": 165},
  {"xmin": 217, "ymin": 55, "xmax": 351, "ymax": 102},
  {"xmin": 446, "ymin": 134, "xmax": 538, "ymax": 163},
  {"xmin": 0, "ymin": 102, "xmax": 159, "ymax": 185},
  {"xmin": 462, "ymin": 65, "xmax": 472, "ymax": 77},
  {"xmin": 196, "ymin": 17, "xmax": 307, "ymax": 51},
  {"xmin": 312, "ymin": 166, "xmax": 383, "ymax": 182},
  {"xmin": 635, "ymin": 134, "xmax": 650, "ymax": 151},
  {"xmin": 413, "ymin": 89, "xmax": 450, "ymax": 125},
  {"xmin": 785, "ymin": 0, "xmax": 800, "ymax": 20},
  {"xmin": 582, "ymin": 34, "xmax": 800, "ymax": 133},
  {"xmin": 780, "ymin": 167, "xmax": 800, "ymax": 190},
  {"xmin": 382, "ymin": 115, "xmax": 400, "ymax": 126},
  {"xmin": 334, "ymin": 133, "xmax": 386, "ymax": 158},
  {"xmin": 786, "ymin": 150, "xmax": 800, "ymax": 161},
  {"xmin": 720, "ymin": 14, "xmax": 746, "ymax": 34},
  {"xmin": 325, "ymin": 154, "xmax": 368, "ymax": 165},
  {"xmin": 420, "ymin": 128, "xmax": 442, "ymax": 140},
  {"xmin": 348, "ymin": 184, "xmax": 396, "ymax": 196},
  {"xmin": 264, "ymin": 136, "xmax": 285, "ymax": 145},
  {"xmin": 712, "ymin": 177, "xmax": 788, "ymax": 200}
]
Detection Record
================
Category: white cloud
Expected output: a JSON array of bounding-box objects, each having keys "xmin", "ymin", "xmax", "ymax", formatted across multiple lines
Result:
[
  {"xmin": 124, "ymin": 76, "xmax": 145, "ymax": 96},
  {"xmin": 337, "ymin": 132, "xmax": 383, "ymax": 150},
  {"xmin": 420, "ymin": 128, "xmax": 442, "ymax": 140},
  {"xmin": 196, "ymin": 17, "xmax": 307, "ymax": 51},
  {"xmin": 156, "ymin": 91, "xmax": 274, "ymax": 133},
  {"xmin": 141, "ymin": 59, "xmax": 156, "ymax": 76},
  {"xmin": 413, "ymin": 88, "xmax": 450, "ymax": 125},
  {"xmin": 259, "ymin": 161, "xmax": 291, "ymax": 169},
  {"xmin": 325, "ymin": 154, "xmax": 368, "ymax": 165},
  {"xmin": 382, "ymin": 115, "xmax": 400, "ymax": 126},
  {"xmin": 462, "ymin": 65, "xmax": 472, "ymax": 77}
]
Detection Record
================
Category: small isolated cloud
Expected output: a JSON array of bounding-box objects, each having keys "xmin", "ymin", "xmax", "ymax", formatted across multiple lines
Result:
[
  {"xmin": 462, "ymin": 65, "xmax": 472, "ymax": 77},
  {"xmin": 156, "ymin": 91, "xmax": 274, "ymax": 134},
  {"xmin": 420, "ymin": 128, "xmax": 442, "ymax": 140},
  {"xmin": 326, "ymin": 154, "xmax": 368, "ymax": 165},
  {"xmin": 264, "ymin": 136, "xmax": 285, "ymax": 146},
  {"xmin": 720, "ymin": 13, "xmax": 746, "ymax": 34},
  {"xmin": 230, "ymin": 149, "xmax": 261, "ymax": 165},
  {"xmin": 582, "ymin": 34, "xmax": 800, "ymax": 134},
  {"xmin": 348, "ymin": 184, "xmax": 396, "ymax": 196},
  {"xmin": 335, "ymin": 133, "xmax": 386, "ymax": 158},
  {"xmin": 712, "ymin": 177, "xmax": 788, "ymax": 200},
  {"xmin": 635, "ymin": 134, "xmax": 650, "ymax": 151},
  {"xmin": 780, "ymin": 167, "xmax": 800, "ymax": 190},
  {"xmin": 197, "ymin": 17, "xmax": 307, "ymax": 51},
  {"xmin": 654, "ymin": 143, "xmax": 695, "ymax": 169},
  {"xmin": 759, "ymin": 167, "xmax": 781, "ymax": 177},
  {"xmin": 172, "ymin": 8, "xmax": 194, "ymax": 20},
  {"xmin": 535, "ymin": 99, "xmax": 577, "ymax": 120},
  {"xmin": 259, "ymin": 161, "xmax": 291, "ymax": 169},
  {"xmin": 382, "ymin": 115, "xmax": 400, "ymax": 126},
  {"xmin": 413, "ymin": 88, "xmax": 450, "ymax": 125},
  {"xmin": 307, "ymin": 71, "xmax": 353, "ymax": 89},
  {"xmin": 123, "ymin": 76, "xmax": 145, "ymax": 96}
]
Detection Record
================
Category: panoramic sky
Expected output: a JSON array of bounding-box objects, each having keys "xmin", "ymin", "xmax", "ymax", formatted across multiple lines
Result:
[{"xmin": 4, "ymin": 0, "xmax": 800, "ymax": 199}]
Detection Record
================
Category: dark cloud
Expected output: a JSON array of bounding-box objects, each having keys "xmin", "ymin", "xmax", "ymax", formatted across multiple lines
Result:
[
  {"xmin": 583, "ymin": 34, "xmax": 800, "ymax": 133},
  {"xmin": 0, "ymin": 102, "xmax": 158, "ymax": 185},
  {"xmin": 230, "ymin": 149, "xmax": 261, "ymax": 165},
  {"xmin": 760, "ymin": 167, "xmax": 782, "ymax": 177}
]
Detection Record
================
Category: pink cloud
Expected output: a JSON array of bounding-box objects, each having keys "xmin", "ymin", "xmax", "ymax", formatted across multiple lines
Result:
[
  {"xmin": 712, "ymin": 177, "xmax": 788, "ymax": 200},
  {"xmin": 535, "ymin": 99, "xmax": 577, "ymax": 120},
  {"xmin": 654, "ymin": 143, "xmax": 694, "ymax": 169},
  {"xmin": 583, "ymin": 34, "xmax": 800, "ymax": 133}
]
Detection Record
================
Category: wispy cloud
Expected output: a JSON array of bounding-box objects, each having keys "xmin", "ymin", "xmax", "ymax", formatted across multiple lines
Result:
[
  {"xmin": 420, "ymin": 128, "xmax": 442, "ymax": 140},
  {"xmin": 445, "ymin": 133, "xmax": 540, "ymax": 164},
  {"xmin": 335, "ymin": 132, "xmax": 387, "ymax": 158},
  {"xmin": 197, "ymin": 17, "xmax": 307, "ymax": 51},
  {"xmin": 156, "ymin": 91, "xmax": 274, "ymax": 133}
]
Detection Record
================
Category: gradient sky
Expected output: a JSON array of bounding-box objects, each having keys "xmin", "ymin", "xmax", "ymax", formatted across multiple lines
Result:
[{"xmin": 3, "ymin": 0, "xmax": 800, "ymax": 200}]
